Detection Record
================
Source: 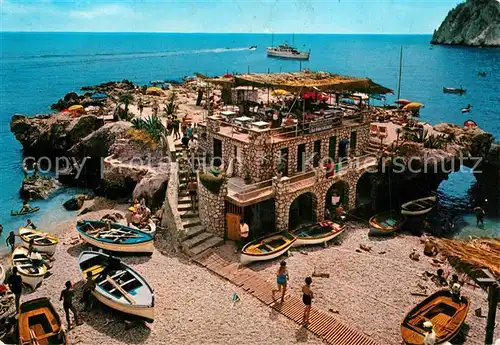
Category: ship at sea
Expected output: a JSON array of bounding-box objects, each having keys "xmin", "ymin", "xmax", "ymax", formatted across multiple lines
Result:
[{"xmin": 266, "ymin": 43, "xmax": 310, "ymax": 60}]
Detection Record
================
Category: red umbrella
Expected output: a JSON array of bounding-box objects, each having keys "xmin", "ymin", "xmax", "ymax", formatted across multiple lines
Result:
[
  {"xmin": 395, "ymin": 99, "xmax": 412, "ymax": 105},
  {"xmin": 303, "ymin": 92, "xmax": 329, "ymax": 101}
]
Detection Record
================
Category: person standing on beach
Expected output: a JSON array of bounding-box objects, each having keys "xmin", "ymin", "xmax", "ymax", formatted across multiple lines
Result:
[
  {"xmin": 138, "ymin": 98, "xmax": 144, "ymax": 116},
  {"xmin": 80, "ymin": 272, "xmax": 96, "ymax": 312},
  {"xmin": 239, "ymin": 219, "xmax": 249, "ymax": 249},
  {"xmin": 7, "ymin": 267, "xmax": 22, "ymax": 312},
  {"xmin": 0, "ymin": 224, "xmax": 3, "ymax": 238},
  {"xmin": 173, "ymin": 117, "xmax": 180, "ymax": 140},
  {"xmin": 60, "ymin": 281, "xmax": 81, "ymax": 329},
  {"xmin": 272, "ymin": 261, "xmax": 288, "ymax": 303},
  {"xmin": 474, "ymin": 205, "xmax": 485, "ymax": 226},
  {"xmin": 6, "ymin": 231, "xmax": 16, "ymax": 252},
  {"xmin": 25, "ymin": 219, "xmax": 37, "ymax": 230},
  {"xmin": 302, "ymin": 277, "xmax": 313, "ymax": 325}
]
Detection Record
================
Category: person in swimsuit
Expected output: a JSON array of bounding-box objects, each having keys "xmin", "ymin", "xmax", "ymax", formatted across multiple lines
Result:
[
  {"xmin": 187, "ymin": 179, "xmax": 197, "ymax": 212},
  {"xmin": 60, "ymin": 281, "xmax": 81, "ymax": 329},
  {"xmin": 6, "ymin": 231, "xmax": 16, "ymax": 252},
  {"xmin": 302, "ymin": 277, "xmax": 313, "ymax": 325},
  {"xmin": 272, "ymin": 261, "xmax": 288, "ymax": 303}
]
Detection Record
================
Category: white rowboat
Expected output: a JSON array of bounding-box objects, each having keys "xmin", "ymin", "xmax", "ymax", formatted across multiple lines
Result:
[
  {"xmin": 401, "ymin": 196, "xmax": 437, "ymax": 216},
  {"xmin": 11, "ymin": 246, "xmax": 47, "ymax": 289},
  {"xmin": 18, "ymin": 227, "xmax": 59, "ymax": 255}
]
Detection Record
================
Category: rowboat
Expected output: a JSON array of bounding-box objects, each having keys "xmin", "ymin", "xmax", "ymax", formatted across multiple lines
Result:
[
  {"xmin": 401, "ymin": 196, "xmax": 437, "ymax": 216},
  {"xmin": 76, "ymin": 220, "xmax": 154, "ymax": 254},
  {"xmin": 369, "ymin": 211, "xmax": 406, "ymax": 236},
  {"xmin": 18, "ymin": 297, "xmax": 68, "ymax": 345},
  {"xmin": 291, "ymin": 221, "xmax": 345, "ymax": 247},
  {"xmin": 443, "ymin": 87, "xmax": 466, "ymax": 94},
  {"xmin": 241, "ymin": 232, "xmax": 296, "ymax": 265},
  {"xmin": 11, "ymin": 246, "xmax": 47, "ymax": 289},
  {"xmin": 130, "ymin": 219, "xmax": 156, "ymax": 236},
  {"xmin": 461, "ymin": 106, "xmax": 471, "ymax": 113},
  {"xmin": 401, "ymin": 289, "xmax": 470, "ymax": 345},
  {"xmin": 10, "ymin": 207, "xmax": 40, "ymax": 216},
  {"xmin": 18, "ymin": 227, "xmax": 59, "ymax": 255},
  {"xmin": 0, "ymin": 265, "xmax": 4, "ymax": 284},
  {"xmin": 78, "ymin": 251, "xmax": 154, "ymax": 323}
]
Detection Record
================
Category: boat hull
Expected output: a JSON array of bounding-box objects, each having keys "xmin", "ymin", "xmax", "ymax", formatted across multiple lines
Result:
[
  {"xmin": 11, "ymin": 246, "xmax": 47, "ymax": 288},
  {"xmin": 369, "ymin": 211, "xmax": 406, "ymax": 236},
  {"xmin": 18, "ymin": 227, "xmax": 59, "ymax": 255},
  {"xmin": 130, "ymin": 220, "xmax": 156, "ymax": 236},
  {"xmin": 91, "ymin": 292, "xmax": 154, "ymax": 322},
  {"xmin": 266, "ymin": 49, "xmax": 310, "ymax": 60},
  {"xmin": 401, "ymin": 196, "xmax": 437, "ymax": 216},
  {"xmin": 240, "ymin": 232, "xmax": 296, "ymax": 265},
  {"xmin": 10, "ymin": 206, "xmax": 40, "ymax": 216},
  {"xmin": 79, "ymin": 233, "xmax": 154, "ymax": 254},
  {"xmin": 292, "ymin": 222, "xmax": 346, "ymax": 247},
  {"xmin": 401, "ymin": 289, "xmax": 470, "ymax": 345},
  {"xmin": 443, "ymin": 87, "xmax": 466, "ymax": 94}
]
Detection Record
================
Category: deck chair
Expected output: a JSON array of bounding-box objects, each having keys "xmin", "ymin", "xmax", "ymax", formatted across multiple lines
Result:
[
  {"xmin": 378, "ymin": 126, "xmax": 388, "ymax": 138},
  {"xmin": 370, "ymin": 124, "xmax": 379, "ymax": 136}
]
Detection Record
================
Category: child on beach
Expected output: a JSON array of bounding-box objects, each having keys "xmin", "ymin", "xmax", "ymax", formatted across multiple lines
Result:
[
  {"xmin": 6, "ymin": 232, "xmax": 16, "ymax": 252},
  {"xmin": 80, "ymin": 272, "xmax": 96, "ymax": 311},
  {"xmin": 272, "ymin": 261, "xmax": 288, "ymax": 303},
  {"xmin": 302, "ymin": 277, "xmax": 313, "ymax": 325},
  {"xmin": 60, "ymin": 281, "xmax": 81, "ymax": 329}
]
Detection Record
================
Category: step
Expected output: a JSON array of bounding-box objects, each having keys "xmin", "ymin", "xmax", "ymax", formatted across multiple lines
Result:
[
  {"xmin": 182, "ymin": 232, "xmax": 214, "ymax": 250},
  {"xmin": 177, "ymin": 203, "xmax": 192, "ymax": 212},
  {"xmin": 182, "ymin": 218, "xmax": 202, "ymax": 228},
  {"xmin": 178, "ymin": 196, "xmax": 191, "ymax": 204},
  {"xmin": 179, "ymin": 209, "xmax": 199, "ymax": 219},
  {"xmin": 187, "ymin": 235, "xmax": 224, "ymax": 256},
  {"xmin": 180, "ymin": 225, "xmax": 205, "ymax": 241}
]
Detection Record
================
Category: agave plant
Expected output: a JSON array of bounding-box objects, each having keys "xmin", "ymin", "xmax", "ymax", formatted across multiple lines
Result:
[
  {"xmin": 424, "ymin": 134, "xmax": 444, "ymax": 149},
  {"xmin": 131, "ymin": 115, "xmax": 166, "ymax": 142},
  {"xmin": 411, "ymin": 129, "xmax": 428, "ymax": 143},
  {"xmin": 164, "ymin": 93, "xmax": 177, "ymax": 116}
]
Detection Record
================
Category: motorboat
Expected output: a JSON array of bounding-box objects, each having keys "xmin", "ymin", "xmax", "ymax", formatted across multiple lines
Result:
[
  {"xmin": 266, "ymin": 44, "xmax": 310, "ymax": 60},
  {"xmin": 76, "ymin": 220, "xmax": 154, "ymax": 254},
  {"xmin": 401, "ymin": 289, "xmax": 470, "ymax": 345},
  {"xmin": 461, "ymin": 105, "xmax": 472, "ymax": 113},
  {"xmin": 291, "ymin": 221, "xmax": 345, "ymax": 247},
  {"xmin": 248, "ymin": 45, "xmax": 257, "ymax": 50},
  {"xmin": 401, "ymin": 196, "xmax": 437, "ymax": 216},
  {"xmin": 369, "ymin": 211, "xmax": 406, "ymax": 236},
  {"xmin": 78, "ymin": 251, "xmax": 154, "ymax": 322},
  {"xmin": 443, "ymin": 87, "xmax": 466, "ymax": 94},
  {"xmin": 18, "ymin": 297, "xmax": 68, "ymax": 345},
  {"xmin": 11, "ymin": 246, "xmax": 47, "ymax": 289},
  {"xmin": 18, "ymin": 227, "xmax": 59, "ymax": 255},
  {"xmin": 241, "ymin": 232, "xmax": 296, "ymax": 265}
]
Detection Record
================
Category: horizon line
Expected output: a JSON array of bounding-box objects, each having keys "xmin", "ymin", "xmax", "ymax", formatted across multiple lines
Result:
[{"xmin": 0, "ymin": 31, "xmax": 433, "ymax": 35}]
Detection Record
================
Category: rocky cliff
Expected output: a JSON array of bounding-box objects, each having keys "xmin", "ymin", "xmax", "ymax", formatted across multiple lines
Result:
[{"xmin": 431, "ymin": 0, "xmax": 500, "ymax": 47}]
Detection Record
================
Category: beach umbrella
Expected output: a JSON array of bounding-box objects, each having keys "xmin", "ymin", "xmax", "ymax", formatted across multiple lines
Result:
[
  {"xmin": 91, "ymin": 93, "xmax": 108, "ymax": 100},
  {"xmin": 303, "ymin": 92, "xmax": 329, "ymax": 101},
  {"xmin": 403, "ymin": 102, "xmax": 423, "ymax": 112},
  {"xmin": 68, "ymin": 105, "xmax": 83, "ymax": 111},
  {"xmin": 146, "ymin": 87, "xmax": 163, "ymax": 95},
  {"xmin": 395, "ymin": 99, "xmax": 412, "ymax": 105},
  {"xmin": 272, "ymin": 89, "xmax": 289, "ymax": 96}
]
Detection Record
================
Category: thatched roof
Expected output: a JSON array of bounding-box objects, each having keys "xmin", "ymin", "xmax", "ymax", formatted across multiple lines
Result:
[
  {"xmin": 203, "ymin": 71, "xmax": 393, "ymax": 94},
  {"xmin": 433, "ymin": 237, "xmax": 500, "ymax": 281}
]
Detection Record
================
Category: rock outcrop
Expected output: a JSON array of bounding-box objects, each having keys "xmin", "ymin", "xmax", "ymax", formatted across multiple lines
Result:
[
  {"xmin": 132, "ymin": 171, "xmax": 169, "ymax": 210},
  {"xmin": 431, "ymin": 0, "xmax": 500, "ymax": 47},
  {"xmin": 62, "ymin": 194, "xmax": 94, "ymax": 211},
  {"xmin": 10, "ymin": 114, "xmax": 104, "ymax": 156},
  {"xmin": 21, "ymin": 177, "xmax": 58, "ymax": 200}
]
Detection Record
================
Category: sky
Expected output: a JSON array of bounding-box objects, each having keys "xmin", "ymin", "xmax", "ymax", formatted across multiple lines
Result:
[{"xmin": 0, "ymin": 0, "xmax": 465, "ymax": 34}]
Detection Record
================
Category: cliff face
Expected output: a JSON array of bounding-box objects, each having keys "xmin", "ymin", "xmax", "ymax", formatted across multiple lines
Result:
[{"xmin": 431, "ymin": 0, "xmax": 500, "ymax": 47}]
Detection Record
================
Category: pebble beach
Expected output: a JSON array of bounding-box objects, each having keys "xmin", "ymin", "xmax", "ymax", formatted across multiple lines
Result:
[{"xmin": 1, "ymin": 200, "xmax": 495, "ymax": 345}]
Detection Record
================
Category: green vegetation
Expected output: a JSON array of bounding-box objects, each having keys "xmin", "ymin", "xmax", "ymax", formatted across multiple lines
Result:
[
  {"xmin": 164, "ymin": 93, "xmax": 178, "ymax": 116},
  {"xmin": 131, "ymin": 115, "xmax": 167, "ymax": 142},
  {"xmin": 199, "ymin": 172, "xmax": 224, "ymax": 194}
]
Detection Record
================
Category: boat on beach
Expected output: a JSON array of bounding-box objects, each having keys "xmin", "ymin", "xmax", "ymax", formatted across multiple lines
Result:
[
  {"xmin": 443, "ymin": 87, "xmax": 466, "ymax": 94},
  {"xmin": 130, "ymin": 219, "xmax": 156, "ymax": 236},
  {"xmin": 18, "ymin": 297, "xmax": 68, "ymax": 345},
  {"xmin": 401, "ymin": 196, "xmax": 437, "ymax": 216},
  {"xmin": 241, "ymin": 232, "xmax": 296, "ymax": 265},
  {"xmin": 291, "ymin": 221, "xmax": 345, "ymax": 247},
  {"xmin": 76, "ymin": 220, "xmax": 154, "ymax": 254},
  {"xmin": 10, "ymin": 207, "xmax": 40, "ymax": 216},
  {"xmin": 11, "ymin": 246, "xmax": 47, "ymax": 289},
  {"xmin": 266, "ymin": 44, "xmax": 310, "ymax": 60},
  {"xmin": 78, "ymin": 251, "xmax": 154, "ymax": 323},
  {"xmin": 369, "ymin": 211, "xmax": 406, "ymax": 236},
  {"xmin": 18, "ymin": 227, "xmax": 59, "ymax": 255},
  {"xmin": 401, "ymin": 289, "xmax": 470, "ymax": 345}
]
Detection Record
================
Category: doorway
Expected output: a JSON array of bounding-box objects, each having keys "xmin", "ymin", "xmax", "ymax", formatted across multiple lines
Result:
[{"xmin": 213, "ymin": 138, "xmax": 222, "ymax": 167}]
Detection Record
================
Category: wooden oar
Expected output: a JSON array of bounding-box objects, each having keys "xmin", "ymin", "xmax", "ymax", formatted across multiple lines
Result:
[{"xmin": 105, "ymin": 277, "xmax": 136, "ymax": 305}]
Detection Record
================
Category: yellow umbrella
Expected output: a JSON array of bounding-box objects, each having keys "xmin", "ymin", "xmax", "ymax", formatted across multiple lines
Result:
[
  {"xmin": 272, "ymin": 89, "xmax": 289, "ymax": 96},
  {"xmin": 68, "ymin": 105, "xmax": 83, "ymax": 111},
  {"xmin": 403, "ymin": 102, "xmax": 423, "ymax": 112},
  {"xmin": 146, "ymin": 87, "xmax": 163, "ymax": 95}
]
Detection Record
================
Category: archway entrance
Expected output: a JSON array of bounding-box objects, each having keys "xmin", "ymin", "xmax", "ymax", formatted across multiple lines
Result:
[
  {"xmin": 289, "ymin": 192, "xmax": 317, "ymax": 230},
  {"xmin": 325, "ymin": 181, "xmax": 348, "ymax": 220},
  {"xmin": 356, "ymin": 172, "xmax": 375, "ymax": 209}
]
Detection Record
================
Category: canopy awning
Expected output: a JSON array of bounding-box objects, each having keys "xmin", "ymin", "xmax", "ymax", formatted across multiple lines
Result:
[{"xmin": 202, "ymin": 70, "xmax": 393, "ymax": 94}]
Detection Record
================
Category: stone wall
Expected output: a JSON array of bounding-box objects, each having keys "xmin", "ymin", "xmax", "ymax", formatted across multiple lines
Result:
[
  {"xmin": 160, "ymin": 162, "xmax": 184, "ymax": 244},
  {"xmin": 198, "ymin": 174, "xmax": 227, "ymax": 237}
]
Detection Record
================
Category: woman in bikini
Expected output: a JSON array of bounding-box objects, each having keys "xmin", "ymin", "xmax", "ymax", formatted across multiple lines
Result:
[
  {"xmin": 302, "ymin": 277, "xmax": 313, "ymax": 325},
  {"xmin": 272, "ymin": 261, "xmax": 288, "ymax": 303}
]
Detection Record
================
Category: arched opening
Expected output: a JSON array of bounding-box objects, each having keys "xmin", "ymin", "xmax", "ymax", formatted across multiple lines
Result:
[
  {"xmin": 356, "ymin": 172, "xmax": 375, "ymax": 210},
  {"xmin": 288, "ymin": 192, "xmax": 317, "ymax": 230},
  {"xmin": 325, "ymin": 181, "xmax": 348, "ymax": 220}
]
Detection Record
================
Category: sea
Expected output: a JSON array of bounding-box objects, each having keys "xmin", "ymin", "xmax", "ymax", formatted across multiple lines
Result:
[{"xmin": 0, "ymin": 33, "xmax": 499, "ymax": 254}]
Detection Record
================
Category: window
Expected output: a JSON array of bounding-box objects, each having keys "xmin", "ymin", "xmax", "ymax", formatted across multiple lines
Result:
[
  {"xmin": 313, "ymin": 140, "xmax": 321, "ymax": 167},
  {"xmin": 279, "ymin": 148, "xmax": 289, "ymax": 176},
  {"xmin": 350, "ymin": 131, "xmax": 357, "ymax": 154},
  {"xmin": 297, "ymin": 144, "xmax": 306, "ymax": 172},
  {"xmin": 329, "ymin": 136, "xmax": 337, "ymax": 161}
]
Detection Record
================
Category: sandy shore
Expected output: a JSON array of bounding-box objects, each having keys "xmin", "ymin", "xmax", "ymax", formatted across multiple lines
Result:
[{"xmin": 1, "ymin": 205, "xmax": 324, "ymax": 345}]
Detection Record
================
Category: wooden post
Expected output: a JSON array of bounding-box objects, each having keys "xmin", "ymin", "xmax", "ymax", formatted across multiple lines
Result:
[{"xmin": 477, "ymin": 269, "xmax": 499, "ymax": 345}]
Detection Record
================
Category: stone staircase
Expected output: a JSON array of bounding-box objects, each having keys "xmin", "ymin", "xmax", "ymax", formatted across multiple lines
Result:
[
  {"xmin": 364, "ymin": 137, "xmax": 387, "ymax": 154},
  {"xmin": 173, "ymin": 142, "xmax": 224, "ymax": 256}
]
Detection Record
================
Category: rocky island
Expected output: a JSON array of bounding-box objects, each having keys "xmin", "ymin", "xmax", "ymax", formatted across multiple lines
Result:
[{"xmin": 431, "ymin": 0, "xmax": 500, "ymax": 47}]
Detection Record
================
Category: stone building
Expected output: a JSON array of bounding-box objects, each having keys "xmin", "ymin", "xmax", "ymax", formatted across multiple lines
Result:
[{"xmin": 194, "ymin": 71, "xmax": 390, "ymax": 240}]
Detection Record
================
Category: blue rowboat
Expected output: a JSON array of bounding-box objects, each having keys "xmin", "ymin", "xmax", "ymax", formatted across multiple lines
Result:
[{"xmin": 76, "ymin": 220, "xmax": 154, "ymax": 254}]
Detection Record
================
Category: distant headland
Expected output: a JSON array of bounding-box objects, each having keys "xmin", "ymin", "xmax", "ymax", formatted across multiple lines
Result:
[{"xmin": 431, "ymin": 0, "xmax": 500, "ymax": 47}]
